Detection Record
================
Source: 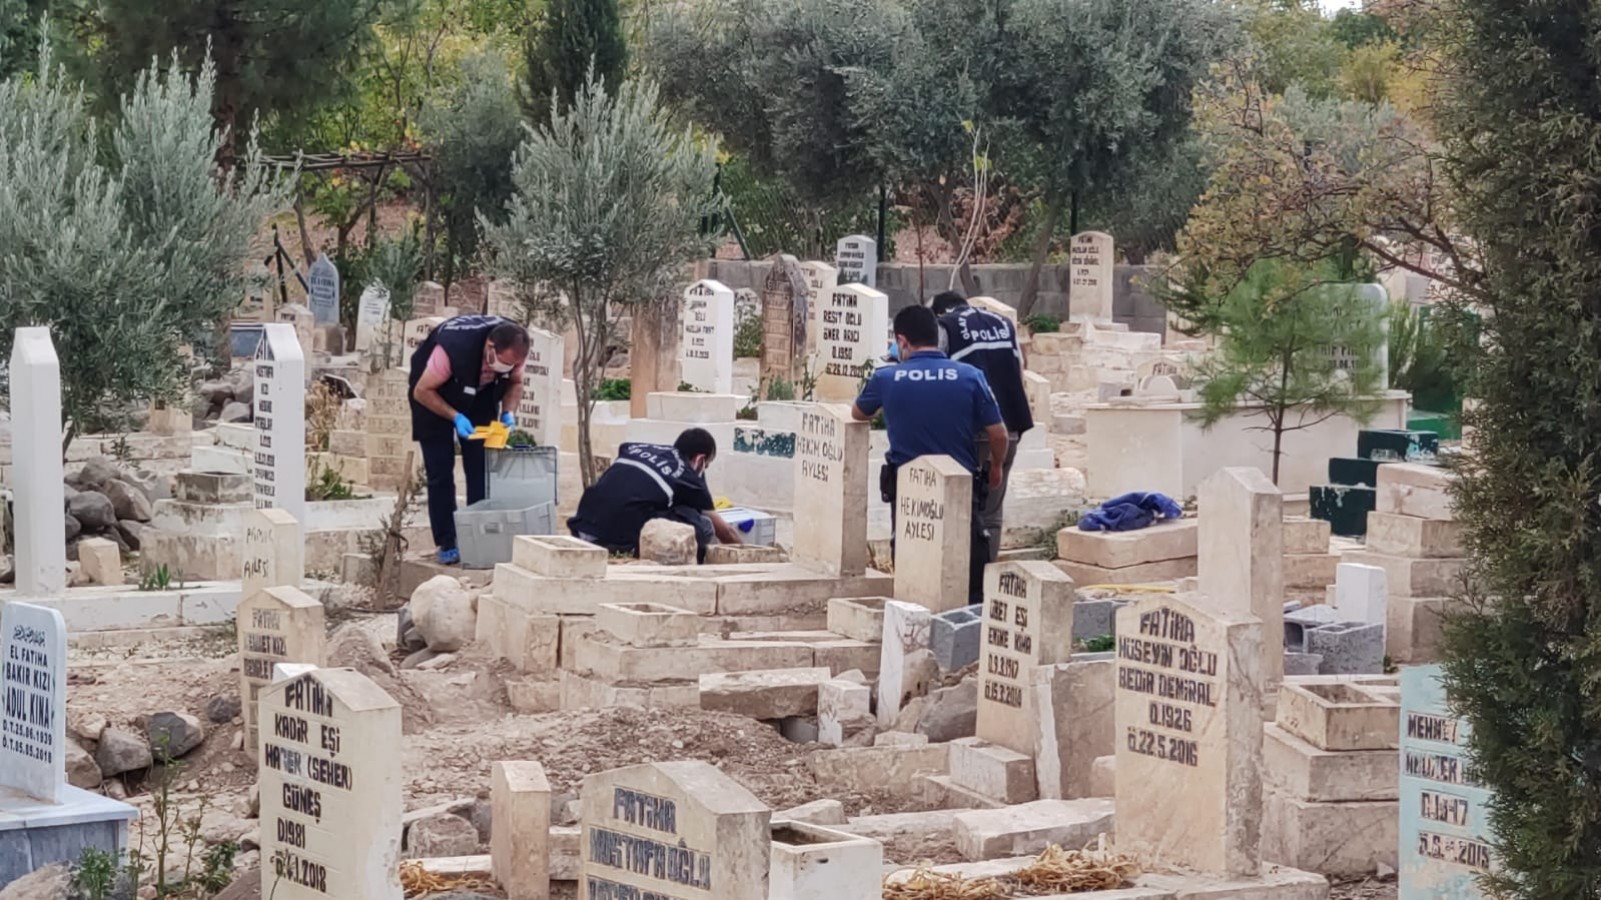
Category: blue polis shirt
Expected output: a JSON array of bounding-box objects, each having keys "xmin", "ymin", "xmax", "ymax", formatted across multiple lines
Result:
[{"xmin": 855, "ymin": 350, "xmax": 1003, "ymax": 472}]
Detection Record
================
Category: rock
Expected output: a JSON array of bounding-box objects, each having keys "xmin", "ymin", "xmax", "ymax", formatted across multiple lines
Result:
[
  {"xmin": 409, "ymin": 575, "xmax": 477, "ymax": 652},
  {"xmin": 551, "ymin": 791, "xmax": 579, "ymax": 826},
  {"xmin": 247, "ymin": 784, "xmax": 260, "ymax": 817},
  {"xmin": 0, "ymin": 862, "xmax": 70, "ymax": 900},
  {"xmin": 901, "ymin": 649, "xmax": 940, "ymax": 705},
  {"xmin": 146, "ymin": 712, "xmax": 206, "ymax": 758},
  {"xmin": 69, "ymin": 711, "xmax": 108, "ymax": 742},
  {"xmin": 639, "ymin": 519, "xmax": 697, "ymax": 566},
  {"xmin": 62, "ymin": 485, "xmax": 78, "ymax": 505},
  {"xmin": 74, "ymin": 457, "xmax": 120, "ymax": 492},
  {"xmin": 328, "ymin": 624, "xmax": 397, "ymax": 676},
  {"xmin": 776, "ymin": 798, "xmax": 848, "ymax": 826},
  {"xmin": 123, "ymin": 467, "xmax": 168, "ymax": 502},
  {"xmin": 200, "ymin": 811, "xmax": 255, "ymax": 845},
  {"xmin": 104, "ymin": 779, "xmax": 128, "ymax": 800},
  {"xmin": 892, "ymin": 696, "xmax": 929, "ymax": 733},
  {"xmin": 105, "ymin": 525, "xmax": 132, "ymax": 554},
  {"xmin": 66, "ymin": 561, "xmax": 90, "ymax": 587},
  {"xmin": 105, "ymin": 479, "xmax": 153, "ymax": 522},
  {"xmin": 65, "ymin": 738, "xmax": 102, "ymax": 789},
  {"xmin": 212, "ymin": 867, "xmax": 260, "ymax": 900},
  {"xmin": 917, "ymin": 678, "xmax": 978, "ymax": 743},
  {"xmin": 95, "ymin": 728, "xmax": 153, "ymax": 776},
  {"xmin": 64, "ymin": 513, "xmax": 81, "ymax": 542},
  {"xmin": 68, "ymin": 490, "xmax": 117, "ymax": 531},
  {"xmin": 226, "ymin": 366, "xmax": 256, "ymax": 405},
  {"xmin": 470, "ymin": 799, "xmax": 493, "ymax": 843},
  {"xmin": 401, "ymin": 648, "xmax": 439, "ymax": 669},
  {"xmin": 199, "ymin": 379, "xmax": 234, "ymax": 405},
  {"xmin": 116, "ymin": 519, "xmax": 146, "ymax": 551},
  {"xmin": 417, "ymin": 653, "xmax": 457, "ymax": 671},
  {"xmin": 406, "ymin": 812, "xmax": 479, "ymax": 857},
  {"xmin": 396, "ymin": 607, "xmax": 426, "ymax": 652},
  {"xmin": 221, "ymin": 401, "xmax": 252, "ymax": 423},
  {"xmin": 204, "ymin": 694, "xmax": 242, "ymax": 724}
]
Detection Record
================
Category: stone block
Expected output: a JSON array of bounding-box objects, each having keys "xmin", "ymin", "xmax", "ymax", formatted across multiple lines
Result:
[
  {"xmin": 573, "ymin": 632, "xmax": 817, "ymax": 683},
  {"xmin": 769, "ymin": 821, "xmax": 882, "ymax": 900},
  {"xmin": 510, "ymin": 534, "xmax": 607, "ymax": 578},
  {"xmin": 811, "ymin": 639, "xmax": 880, "ymax": 677},
  {"xmin": 639, "ymin": 519, "xmax": 697, "ymax": 565},
  {"xmin": 1284, "ymin": 604, "xmax": 1339, "ymax": 651},
  {"xmin": 826, "ymin": 596, "xmax": 888, "ymax": 643},
  {"xmin": 1364, "ymin": 511, "xmax": 1465, "ymax": 558},
  {"xmin": 1263, "ymin": 723, "xmax": 1397, "ymax": 803},
  {"xmin": 1332, "ymin": 563, "xmax": 1387, "ymax": 628},
  {"xmin": 1310, "ymin": 484, "xmax": 1375, "ymax": 538},
  {"xmin": 490, "ymin": 761, "xmax": 550, "ymax": 900},
  {"xmin": 930, "ymin": 604, "xmax": 983, "ymax": 671},
  {"xmin": 595, "ymin": 602, "xmax": 699, "ymax": 648},
  {"xmin": 559, "ymin": 616, "xmax": 597, "ymax": 669},
  {"xmin": 1277, "ymin": 680, "xmax": 1399, "ymax": 751},
  {"xmin": 1052, "ymin": 556, "xmax": 1196, "ymax": 586},
  {"xmin": 1387, "ymin": 595, "xmax": 1451, "ymax": 664},
  {"xmin": 493, "ymin": 564, "xmax": 719, "ymax": 615},
  {"xmin": 1056, "ymin": 518, "xmax": 1197, "ymax": 568},
  {"xmin": 1284, "ymin": 652, "xmax": 1324, "ymax": 676},
  {"xmin": 1072, "ymin": 597, "xmax": 1128, "ymax": 640},
  {"xmin": 806, "ymin": 744, "xmax": 950, "ymax": 798},
  {"xmin": 712, "ymin": 568, "xmax": 894, "ymax": 617},
  {"xmin": 504, "ymin": 677, "xmax": 559, "ymax": 713},
  {"xmin": 557, "ymin": 670, "xmax": 698, "ymax": 710},
  {"xmin": 77, "ymin": 538, "xmax": 122, "ymax": 586},
  {"xmin": 705, "ymin": 544, "xmax": 787, "ymax": 564},
  {"xmin": 1261, "ymin": 793, "xmax": 1398, "ymax": 878},
  {"xmin": 1305, "ymin": 622, "xmax": 1385, "ymax": 675},
  {"xmin": 912, "ymin": 774, "xmax": 1006, "ymax": 811},
  {"xmin": 952, "ymin": 798, "xmax": 1116, "ymax": 861},
  {"xmin": 818, "ymin": 679, "xmax": 873, "ymax": 747},
  {"xmin": 1282, "ymin": 517, "xmax": 1331, "ymax": 555},
  {"xmin": 876, "ymin": 600, "xmax": 932, "ymax": 727},
  {"xmin": 173, "ymin": 469, "xmax": 251, "ymax": 503},
  {"xmin": 1374, "ymin": 462, "xmax": 1454, "ymax": 520},
  {"xmin": 1340, "ymin": 550, "xmax": 1465, "ymax": 598},
  {"xmin": 1283, "ymin": 553, "xmax": 1338, "ymax": 590},
  {"xmin": 1031, "ymin": 655, "xmax": 1115, "ymax": 800},
  {"xmin": 1089, "ymin": 755, "xmax": 1115, "ymax": 798},
  {"xmin": 645, "ymin": 390, "xmax": 742, "ymax": 422},
  {"xmin": 949, "ymin": 737, "xmax": 1037, "ymax": 804},
  {"xmin": 698, "ymin": 667, "xmax": 833, "ymax": 718},
  {"xmin": 777, "ymin": 799, "xmax": 848, "ymax": 826},
  {"xmin": 474, "ymin": 597, "xmax": 558, "ymax": 674}
]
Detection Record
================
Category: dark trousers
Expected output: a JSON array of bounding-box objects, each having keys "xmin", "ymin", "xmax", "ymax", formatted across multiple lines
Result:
[
  {"xmin": 419, "ymin": 431, "xmax": 486, "ymax": 551},
  {"xmin": 882, "ymin": 462, "xmax": 990, "ymax": 605},
  {"xmin": 655, "ymin": 505, "xmax": 715, "ymax": 564}
]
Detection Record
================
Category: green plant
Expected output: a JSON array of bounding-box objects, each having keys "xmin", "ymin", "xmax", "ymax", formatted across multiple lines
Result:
[
  {"xmin": 72, "ymin": 847, "xmax": 119, "ymax": 900},
  {"xmin": 358, "ymin": 227, "xmax": 424, "ymax": 323},
  {"xmin": 520, "ymin": 0, "xmax": 628, "ymax": 121},
  {"xmin": 733, "ymin": 312, "xmax": 763, "ymax": 358},
  {"xmin": 676, "ymin": 381, "xmax": 704, "ymax": 393},
  {"xmin": 763, "ymin": 376, "xmax": 796, "ymax": 402},
  {"xmin": 109, "ymin": 434, "xmax": 134, "ymax": 463},
  {"xmin": 595, "ymin": 378, "xmax": 632, "ymax": 401},
  {"xmin": 1388, "ymin": 301, "xmax": 1459, "ymax": 413},
  {"xmin": 1023, "ymin": 314, "xmax": 1061, "ymax": 334},
  {"xmin": 306, "ymin": 459, "xmax": 358, "ymax": 502},
  {"xmin": 735, "ymin": 404, "xmax": 758, "ymax": 420},
  {"xmin": 484, "ymin": 71, "xmax": 719, "ymax": 487},
  {"xmin": 139, "ymin": 564, "xmax": 175, "ymax": 592},
  {"xmin": 1083, "ymin": 634, "xmax": 1116, "ymax": 652},
  {"xmin": 506, "ymin": 428, "xmax": 538, "ymax": 448}
]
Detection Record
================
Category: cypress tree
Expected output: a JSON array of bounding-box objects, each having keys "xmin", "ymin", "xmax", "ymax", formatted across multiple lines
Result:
[
  {"xmin": 519, "ymin": 0, "xmax": 628, "ymax": 122},
  {"xmin": 1439, "ymin": 1, "xmax": 1601, "ymax": 897}
]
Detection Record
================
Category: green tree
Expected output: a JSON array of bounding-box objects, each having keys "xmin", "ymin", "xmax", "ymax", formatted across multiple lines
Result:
[
  {"xmin": 519, "ymin": 0, "xmax": 628, "ymax": 122},
  {"xmin": 0, "ymin": 50, "xmax": 285, "ymax": 445},
  {"xmin": 59, "ymin": 0, "xmax": 384, "ymax": 164},
  {"xmin": 484, "ymin": 71, "xmax": 718, "ymax": 485},
  {"xmin": 1166, "ymin": 256, "xmax": 1386, "ymax": 484},
  {"xmin": 1436, "ymin": 1, "xmax": 1601, "ymax": 896},
  {"xmin": 1241, "ymin": 0, "xmax": 1346, "ymax": 98}
]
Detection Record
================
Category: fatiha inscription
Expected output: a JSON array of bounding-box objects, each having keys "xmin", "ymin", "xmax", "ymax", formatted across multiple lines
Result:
[
  {"xmin": 3, "ymin": 627, "xmax": 56, "ymax": 763},
  {"xmin": 1115, "ymin": 604, "xmax": 1213, "ymax": 769}
]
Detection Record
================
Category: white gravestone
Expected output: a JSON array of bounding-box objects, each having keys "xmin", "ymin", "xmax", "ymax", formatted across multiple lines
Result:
[
  {"xmin": 976, "ymin": 561, "xmax": 1075, "ymax": 755},
  {"xmin": 258, "ymin": 668, "xmax": 402, "ymax": 900},
  {"xmin": 238, "ymin": 586, "xmax": 327, "ymax": 760},
  {"xmin": 835, "ymin": 235, "xmax": 878, "ymax": 289},
  {"xmin": 680, "ymin": 280, "xmax": 736, "ymax": 394},
  {"xmin": 402, "ymin": 316, "xmax": 446, "ymax": 367},
  {"xmin": 800, "ymin": 261, "xmax": 840, "ymax": 357},
  {"xmin": 791, "ymin": 405, "xmax": 870, "ymax": 577},
  {"xmin": 876, "ymin": 601, "xmax": 932, "ymax": 727},
  {"xmin": 893, "ymin": 456, "xmax": 973, "ymax": 614},
  {"xmin": 254, "ymin": 323, "xmax": 308, "ymax": 526},
  {"xmin": 0, "ymin": 602, "xmax": 67, "ymax": 803},
  {"xmin": 306, "ymin": 253, "xmax": 341, "ymax": 326},
  {"xmin": 10, "ymin": 327, "xmax": 66, "ymax": 596},
  {"xmin": 243, "ymin": 507, "xmax": 305, "ymax": 601},
  {"xmin": 579, "ymin": 760, "xmax": 772, "ymax": 899},
  {"xmin": 515, "ymin": 326, "xmax": 564, "ymax": 447},
  {"xmin": 812, "ymin": 284, "xmax": 889, "ymax": 403},
  {"xmin": 353, "ymin": 284, "xmax": 391, "ymax": 355},
  {"xmin": 1068, "ymin": 232, "xmax": 1114, "ymax": 323}
]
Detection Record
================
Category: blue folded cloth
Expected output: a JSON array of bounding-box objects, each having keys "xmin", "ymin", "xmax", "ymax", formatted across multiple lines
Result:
[{"xmin": 1078, "ymin": 491, "xmax": 1184, "ymax": 532}]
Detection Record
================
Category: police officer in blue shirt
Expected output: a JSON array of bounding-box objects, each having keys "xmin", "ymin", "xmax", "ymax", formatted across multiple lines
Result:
[
  {"xmin": 853, "ymin": 305, "xmax": 1008, "ymax": 603},
  {"xmin": 931, "ymin": 291, "xmax": 1035, "ymax": 563}
]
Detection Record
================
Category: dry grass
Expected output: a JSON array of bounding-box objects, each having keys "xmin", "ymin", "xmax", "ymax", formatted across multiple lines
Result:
[
  {"xmin": 399, "ymin": 860, "xmax": 502, "ymax": 898},
  {"xmin": 883, "ymin": 841, "xmax": 1141, "ymax": 899}
]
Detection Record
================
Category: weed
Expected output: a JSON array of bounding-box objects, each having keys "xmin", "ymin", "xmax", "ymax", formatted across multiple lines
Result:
[
  {"xmin": 1083, "ymin": 634, "xmax": 1116, "ymax": 652},
  {"xmin": 1024, "ymin": 314, "xmax": 1061, "ymax": 333},
  {"xmin": 594, "ymin": 378, "xmax": 632, "ymax": 401},
  {"xmin": 305, "ymin": 459, "xmax": 359, "ymax": 502},
  {"xmin": 71, "ymin": 847, "xmax": 119, "ymax": 900},
  {"xmin": 139, "ymin": 564, "xmax": 175, "ymax": 592}
]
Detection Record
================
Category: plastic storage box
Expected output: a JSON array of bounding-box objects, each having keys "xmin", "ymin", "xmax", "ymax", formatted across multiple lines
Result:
[
  {"xmin": 455, "ymin": 446, "xmax": 560, "ymax": 568},
  {"xmin": 718, "ymin": 506, "xmax": 776, "ymax": 546}
]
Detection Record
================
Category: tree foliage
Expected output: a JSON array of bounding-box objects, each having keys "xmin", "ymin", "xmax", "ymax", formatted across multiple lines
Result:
[
  {"xmin": 1436, "ymin": 0, "xmax": 1601, "ymax": 895},
  {"xmin": 519, "ymin": 0, "xmax": 628, "ymax": 121},
  {"xmin": 484, "ymin": 71, "xmax": 718, "ymax": 485},
  {"xmin": 0, "ymin": 50, "xmax": 285, "ymax": 443}
]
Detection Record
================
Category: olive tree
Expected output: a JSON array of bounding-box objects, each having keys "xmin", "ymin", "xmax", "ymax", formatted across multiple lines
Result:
[{"xmin": 484, "ymin": 71, "xmax": 719, "ymax": 485}]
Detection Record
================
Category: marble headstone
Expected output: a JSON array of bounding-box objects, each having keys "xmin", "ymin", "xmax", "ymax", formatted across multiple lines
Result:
[
  {"xmin": 253, "ymin": 323, "xmax": 308, "ymax": 526},
  {"xmin": 835, "ymin": 235, "xmax": 878, "ymax": 289},
  {"xmin": 9, "ymin": 327, "xmax": 66, "ymax": 596},
  {"xmin": 680, "ymin": 280, "xmax": 736, "ymax": 394},
  {"xmin": 791, "ymin": 405, "xmax": 870, "ymax": 577},
  {"xmin": 306, "ymin": 253, "xmax": 341, "ymax": 325},
  {"xmin": 0, "ymin": 602, "xmax": 67, "ymax": 803}
]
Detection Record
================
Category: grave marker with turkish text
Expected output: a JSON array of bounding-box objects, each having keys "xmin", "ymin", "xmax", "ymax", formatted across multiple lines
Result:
[
  {"xmin": 1399, "ymin": 665, "xmax": 1493, "ymax": 899},
  {"xmin": 791, "ymin": 405, "xmax": 870, "ymax": 577},
  {"xmin": 976, "ymin": 561, "xmax": 1074, "ymax": 754},
  {"xmin": 306, "ymin": 254, "xmax": 341, "ymax": 325},
  {"xmin": 812, "ymin": 284, "xmax": 888, "ymax": 402},
  {"xmin": 1068, "ymin": 232, "xmax": 1114, "ymax": 323},
  {"xmin": 254, "ymin": 323, "xmax": 307, "ymax": 526},
  {"xmin": 893, "ymin": 455, "xmax": 973, "ymax": 613},
  {"xmin": 238, "ymin": 586, "xmax": 327, "ymax": 760},
  {"xmin": 680, "ymin": 280, "xmax": 736, "ymax": 394},
  {"xmin": 835, "ymin": 235, "xmax": 878, "ymax": 288},
  {"xmin": 0, "ymin": 602, "xmax": 66, "ymax": 802}
]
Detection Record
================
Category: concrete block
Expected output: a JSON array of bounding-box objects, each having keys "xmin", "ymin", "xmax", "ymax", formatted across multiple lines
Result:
[
  {"xmin": 1051, "ymin": 556, "xmax": 1196, "ymax": 586},
  {"xmin": 1284, "ymin": 652, "xmax": 1324, "ymax": 676},
  {"xmin": 776, "ymin": 799, "xmax": 848, "ymax": 826},
  {"xmin": 494, "ymin": 563, "xmax": 719, "ymax": 615},
  {"xmin": 1261, "ymin": 793, "xmax": 1398, "ymax": 877},
  {"xmin": 826, "ymin": 596, "xmax": 889, "ymax": 643},
  {"xmin": 931, "ymin": 604, "xmax": 983, "ymax": 671},
  {"xmin": 1277, "ymin": 680, "xmax": 1399, "ymax": 751},
  {"xmin": 1374, "ymin": 462, "xmax": 1455, "ymax": 520},
  {"xmin": 595, "ymin": 602, "xmax": 699, "ymax": 647},
  {"xmin": 806, "ymin": 745, "xmax": 950, "ymax": 799},
  {"xmin": 1282, "ymin": 517, "xmax": 1331, "ymax": 554},
  {"xmin": 948, "ymin": 737, "xmax": 1037, "ymax": 804},
  {"xmin": 769, "ymin": 821, "xmax": 882, "ymax": 900},
  {"xmin": 1386, "ymin": 594, "xmax": 1451, "ymax": 664},
  {"xmin": 1305, "ymin": 622, "xmax": 1385, "ymax": 675},
  {"xmin": 1056, "ymin": 518, "xmax": 1197, "ymax": 568},
  {"xmin": 504, "ymin": 677, "xmax": 559, "ymax": 713},
  {"xmin": 952, "ymin": 798, "xmax": 1116, "ymax": 861},
  {"xmin": 1031, "ymin": 655, "xmax": 1115, "ymax": 800},
  {"xmin": 510, "ymin": 534, "xmax": 607, "ymax": 578},
  {"xmin": 1340, "ymin": 550, "xmax": 1465, "ymax": 598},
  {"xmin": 1284, "ymin": 605, "xmax": 1339, "ymax": 652},
  {"xmin": 557, "ymin": 669, "xmax": 698, "ymax": 710},
  {"xmin": 811, "ymin": 639, "xmax": 880, "ymax": 677},
  {"xmin": 77, "ymin": 538, "xmax": 123, "ymax": 586},
  {"xmin": 1263, "ymin": 723, "xmax": 1397, "ymax": 802},
  {"xmin": 912, "ymin": 774, "xmax": 1006, "ymax": 810},
  {"xmin": 1072, "ymin": 597, "xmax": 1128, "ymax": 640},
  {"xmin": 698, "ymin": 667, "xmax": 833, "ymax": 718},
  {"xmin": 1089, "ymin": 755, "xmax": 1115, "ymax": 798},
  {"xmin": 1364, "ymin": 511, "xmax": 1464, "ymax": 558},
  {"xmin": 474, "ymin": 597, "xmax": 559, "ymax": 674},
  {"xmin": 1283, "ymin": 553, "xmax": 1339, "ymax": 590},
  {"xmin": 571, "ymin": 632, "xmax": 815, "ymax": 682}
]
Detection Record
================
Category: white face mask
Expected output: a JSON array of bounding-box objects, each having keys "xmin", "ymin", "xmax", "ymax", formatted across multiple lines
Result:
[{"xmin": 489, "ymin": 356, "xmax": 516, "ymax": 374}]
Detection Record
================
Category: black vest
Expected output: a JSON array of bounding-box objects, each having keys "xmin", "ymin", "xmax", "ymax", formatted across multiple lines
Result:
[
  {"xmin": 938, "ymin": 306, "xmax": 1035, "ymax": 435},
  {"xmin": 408, "ymin": 315, "xmax": 513, "ymax": 440}
]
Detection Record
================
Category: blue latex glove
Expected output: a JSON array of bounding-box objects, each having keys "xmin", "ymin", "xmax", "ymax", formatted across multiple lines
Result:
[
  {"xmin": 500, "ymin": 412, "xmax": 516, "ymax": 428},
  {"xmin": 453, "ymin": 413, "xmax": 474, "ymax": 439}
]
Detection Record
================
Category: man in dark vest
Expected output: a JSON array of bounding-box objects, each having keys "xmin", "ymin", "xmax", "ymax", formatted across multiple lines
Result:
[
  {"xmin": 930, "ymin": 291, "xmax": 1035, "ymax": 562},
  {"xmin": 409, "ymin": 315, "xmax": 531, "ymax": 565}
]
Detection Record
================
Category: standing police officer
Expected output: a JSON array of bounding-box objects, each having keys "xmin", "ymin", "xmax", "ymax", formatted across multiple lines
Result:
[
  {"xmin": 930, "ymin": 291, "xmax": 1035, "ymax": 562},
  {"xmin": 852, "ymin": 305, "xmax": 1008, "ymax": 603},
  {"xmin": 409, "ymin": 315, "xmax": 531, "ymax": 565}
]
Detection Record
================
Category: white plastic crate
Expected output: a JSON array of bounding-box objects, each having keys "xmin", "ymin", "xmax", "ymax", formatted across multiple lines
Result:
[
  {"xmin": 718, "ymin": 506, "xmax": 776, "ymax": 546},
  {"xmin": 455, "ymin": 499, "xmax": 556, "ymax": 569}
]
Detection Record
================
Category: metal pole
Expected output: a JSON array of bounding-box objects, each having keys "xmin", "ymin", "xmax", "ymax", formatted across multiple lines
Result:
[{"xmin": 876, "ymin": 185, "xmax": 888, "ymax": 261}]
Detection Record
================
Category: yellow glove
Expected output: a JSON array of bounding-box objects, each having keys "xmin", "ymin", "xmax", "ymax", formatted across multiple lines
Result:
[{"xmin": 714, "ymin": 497, "xmax": 733, "ymax": 510}]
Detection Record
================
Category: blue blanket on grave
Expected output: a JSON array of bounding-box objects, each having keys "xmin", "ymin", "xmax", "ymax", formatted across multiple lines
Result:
[{"xmin": 1077, "ymin": 491, "xmax": 1184, "ymax": 532}]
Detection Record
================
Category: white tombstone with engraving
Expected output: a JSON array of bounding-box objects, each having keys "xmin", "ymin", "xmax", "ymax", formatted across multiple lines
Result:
[
  {"xmin": 515, "ymin": 326, "xmax": 564, "ymax": 446},
  {"xmin": 1068, "ymin": 231, "xmax": 1115, "ymax": 323},
  {"xmin": 10, "ymin": 327, "xmax": 66, "ymax": 596},
  {"xmin": 353, "ymin": 284, "xmax": 391, "ymax": 355},
  {"xmin": 811, "ymin": 284, "xmax": 889, "ymax": 403},
  {"xmin": 306, "ymin": 253, "xmax": 341, "ymax": 325},
  {"xmin": 679, "ymin": 280, "xmax": 736, "ymax": 394},
  {"xmin": 835, "ymin": 235, "xmax": 878, "ymax": 289},
  {"xmin": 254, "ymin": 323, "xmax": 308, "ymax": 526},
  {"xmin": 1, "ymin": 602, "xmax": 66, "ymax": 802}
]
